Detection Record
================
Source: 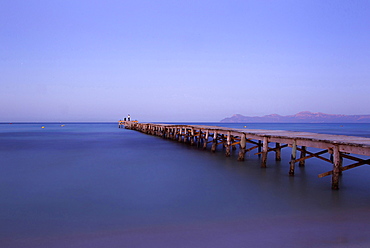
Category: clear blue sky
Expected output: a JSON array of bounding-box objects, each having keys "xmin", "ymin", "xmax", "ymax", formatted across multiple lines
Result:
[{"xmin": 1, "ymin": 0, "xmax": 369, "ymax": 122}]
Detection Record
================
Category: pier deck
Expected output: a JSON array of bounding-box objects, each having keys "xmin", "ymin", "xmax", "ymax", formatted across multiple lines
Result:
[{"xmin": 119, "ymin": 121, "xmax": 370, "ymax": 190}]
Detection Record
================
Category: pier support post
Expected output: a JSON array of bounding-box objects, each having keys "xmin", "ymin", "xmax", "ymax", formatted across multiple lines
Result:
[
  {"xmin": 184, "ymin": 128, "xmax": 188, "ymax": 143},
  {"xmin": 275, "ymin": 143, "xmax": 281, "ymax": 161},
  {"xmin": 178, "ymin": 128, "xmax": 183, "ymax": 142},
  {"xmin": 211, "ymin": 132, "xmax": 218, "ymax": 152},
  {"xmin": 197, "ymin": 130, "xmax": 202, "ymax": 148},
  {"xmin": 225, "ymin": 132, "xmax": 231, "ymax": 157},
  {"xmin": 258, "ymin": 140, "xmax": 262, "ymax": 158},
  {"xmin": 299, "ymin": 146, "xmax": 306, "ymax": 167},
  {"xmin": 169, "ymin": 127, "xmax": 173, "ymax": 139},
  {"xmin": 261, "ymin": 137, "xmax": 268, "ymax": 168},
  {"xmin": 166, "ymin": 127, "xmax": 170, "ymax": 139},
  {"xmin": 171, "ymin": 127, "xmax": 174, "ymax": 139},
  {"xmin": 289, "ymin": 140, "xmax": 297, "ymax": 176},
  {"xmin": 332, "ymin": 146, "xmax": 342, "ymax": 190},
  {"xmin": 190, "ymin": 128, "xmax": 195, "ymax": 146},
  {"xmin": 203, "ymin": 130, "xmax": 209, "ymax": 149},
  {"xmin": 238, "ymin": 134, "xmax": 246, "ymax": 161},
  {"xmin": 174, "ymin": 128, "xmax": 177, "ymax": 140}
]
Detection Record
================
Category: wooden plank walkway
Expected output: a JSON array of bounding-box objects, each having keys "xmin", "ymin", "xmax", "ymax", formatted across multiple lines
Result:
[{"xmin": 119, "ymin": 121, "xmax": 370, "ymax": 190}]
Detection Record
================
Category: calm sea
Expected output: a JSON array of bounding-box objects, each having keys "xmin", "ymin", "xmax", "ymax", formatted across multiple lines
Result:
[{"xmin": 1, "ymin": 122, "xmax": 370, "ymax": 248}]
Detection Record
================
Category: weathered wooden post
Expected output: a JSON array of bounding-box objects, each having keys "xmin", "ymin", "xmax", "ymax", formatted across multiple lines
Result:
[
  {"xmin": 186, "ymin": 128, "xmax": 191, "ymax": 143},
  {"xmin": 166, "ymin": 127, "xmax": 170, "ymax": 138},
  {"xmin": 258, "ymin": 140, "xmax": 262, "ymax": 158},
  {"xmin": 176, "ymin": 127, "xmax": 180, "ymax": 141},
  {"xmin": 261, "ymin": 137, "xmax": 268, "ymax": 167},
  {"xmin": 178, "ymin": 127, "xmax": 182, "ymax": 141},
  {"xmin": 190, "ymin": 128, "xmax": 195, "ymax": 145},
  {"xmin": 197, "ymin": 130, "xmax": 202, "ymax": 148},
  {"xmin": 289, "ymin": 140, "xmax": 297, "ymax": 176},
  {"xmin": 203, "ymin": 130, "xmax": 209, "ymax": 149},
  {"xmin": 172, "ymin": 127, "xmax": 176, "ymax": 140},
  {"xmin": 332, "ymin": 146, "xmax": 342, "ymax": 190},
  {"xmin": 211, "ymin": 132, "xmax": 218, "ymax": 152},
  {"xmin": 178, "ymin": 127, "xmax": 183, "ymax": 142},
  {"xmin": 169, "ymin": 127, "xmax": 173, "ymax": 139},
  {"xmin": 167, "ymin": 127, "xmax": 171, "ymax": 139},
  {"xmin": 238, "ymin": 134, "xmax": 246, "ymax": 161},
  {"xmin": 225, "ymin": 132, "xmax": 231, "ymax": 157},
  {"xmin": 299, "ymin": 146, "xmax": 306, "ymax": 166},
  {"xmin": 162, "ymin": 127, "xmax": 166, "ymax": 138},
  {"xmin": 154, "ymin": 126, "xmax": 157, "ymax": 135},
  {"xmin": 183, "ymin": 128, "xmax": 188, "ymax": 143},
  {"xmin": 172, "ymin": 127, "xmax": 176, "ymax": 139},
  {"xmin": 275, "ymin": 143, "xmax": 281, "ymax": 161}
]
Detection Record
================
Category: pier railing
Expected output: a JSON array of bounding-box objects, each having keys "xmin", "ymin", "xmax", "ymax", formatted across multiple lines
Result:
[{"xmin": 119, "ymin": 121, "xmax": 370, "ymax": 190}]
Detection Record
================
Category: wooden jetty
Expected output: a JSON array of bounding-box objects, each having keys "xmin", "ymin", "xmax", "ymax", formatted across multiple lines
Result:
[{"xmin": 119, "ymin": 121, "xmax": 370, "ymax": 190}]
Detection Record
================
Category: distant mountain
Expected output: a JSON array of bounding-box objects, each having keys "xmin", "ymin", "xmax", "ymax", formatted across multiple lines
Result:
[{"xmin": 220, "ymin": 111, "xmax": 370, "ymax": 123}]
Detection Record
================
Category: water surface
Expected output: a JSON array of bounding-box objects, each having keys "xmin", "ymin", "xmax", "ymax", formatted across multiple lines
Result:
[{"xmin": 1, "ymin": 122, "xmax": 370, "ymax": 247}]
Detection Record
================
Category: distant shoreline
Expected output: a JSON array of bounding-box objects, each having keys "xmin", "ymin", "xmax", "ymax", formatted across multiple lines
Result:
[{"xmin": 221, "ymin": 111, "xmax": 370, "ymax": 123}]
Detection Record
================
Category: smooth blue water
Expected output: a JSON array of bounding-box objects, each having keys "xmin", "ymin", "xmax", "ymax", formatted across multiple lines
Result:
[{"xmin": 1, "ymin": 123, "xmax": 370, "ymax": 248}]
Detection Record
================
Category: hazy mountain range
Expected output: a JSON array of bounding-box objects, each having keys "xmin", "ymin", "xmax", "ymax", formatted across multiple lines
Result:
[{"xmin": 220, "ymin": 111, "xmax": 370, "ymax": 123}]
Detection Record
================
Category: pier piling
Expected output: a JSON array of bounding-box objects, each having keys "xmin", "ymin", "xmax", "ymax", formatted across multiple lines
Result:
[
  {"xmin": 119, "ymin": 121, "xmax": 370, "ymax": 190},
  {"xmin": 238, "ymin": 134, "xmax": 246, "ymax": 161},
  {"xmin": 289, "ymin": 140, "xmax": 297, "ymax": 176},
  {"xmin": 261, "ymin": 137, "xmax": 269, "ymax": 168}
]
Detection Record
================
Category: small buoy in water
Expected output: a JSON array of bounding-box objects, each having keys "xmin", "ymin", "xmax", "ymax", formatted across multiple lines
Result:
[
  {"xmin": 244, "ymin": 126, "xmax": 247, "ymax": 128},
  {"xmin": 41, "ymin": 126, "xmax": 45, "ymax": 129},
  {"xmin": 61, "ymin": 125, "xmax": 65, "ymax": 127}
]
